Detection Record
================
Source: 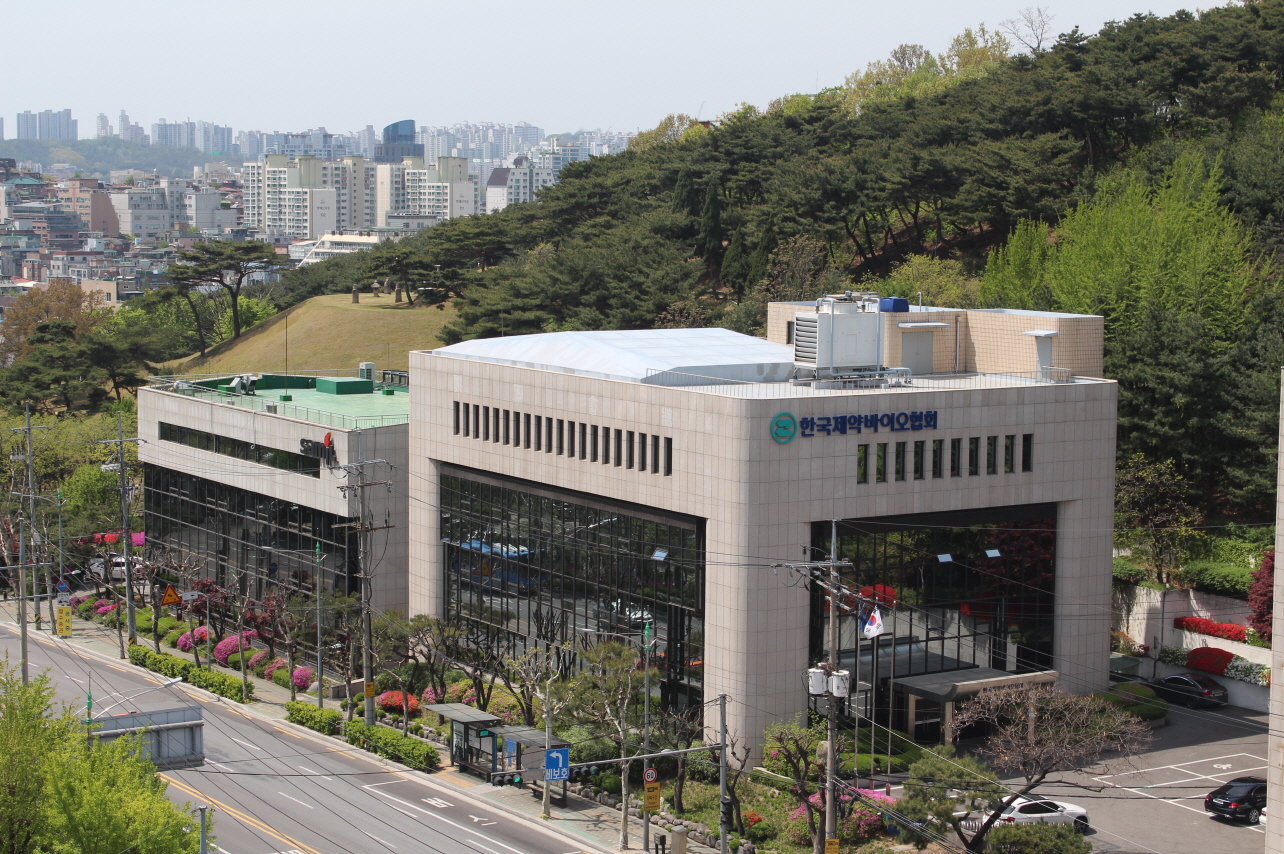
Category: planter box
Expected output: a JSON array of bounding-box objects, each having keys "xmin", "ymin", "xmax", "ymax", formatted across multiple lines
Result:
[{"xmin": 1167, "ymin": 629, "xmax": 1270, "ymax": 666}]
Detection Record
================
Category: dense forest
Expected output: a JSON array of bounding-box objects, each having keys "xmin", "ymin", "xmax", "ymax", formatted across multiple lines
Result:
[
  {"xmin": 0, "ymin": 137, "xmax": 213, "ymax": 176},
  {"xmin": 275, "ymin": 1, "xmax": 1284, "ymax": 522}
]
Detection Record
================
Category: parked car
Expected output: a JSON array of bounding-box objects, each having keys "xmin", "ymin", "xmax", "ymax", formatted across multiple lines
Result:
[
  {"xmin": 1205, "ymin": 776, "xmax": 1266, "ymax": 824},
  {"xmin": 89, "ymin": 553, "xmax": 142, "ymax": 583},
  {"xmin": 592, "ymin": 600, "xmax": 653, "ymax": 633},
  {"xmin": 1144, "ymin": 672, "xmax": 1229, "ymax": 707},
  {"xmin": 985, "ymin": 797, "xmax": 1090, "ymax": 833}
]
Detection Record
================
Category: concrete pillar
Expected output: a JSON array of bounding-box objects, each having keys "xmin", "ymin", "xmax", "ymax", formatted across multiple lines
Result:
[
  {"xmin": 351, "ymin": 285, "xmax": 359, "ymax": 303},
  {"xmin": 1264, "ymin": 369, "xmax": 1284, "ymax": 854}
]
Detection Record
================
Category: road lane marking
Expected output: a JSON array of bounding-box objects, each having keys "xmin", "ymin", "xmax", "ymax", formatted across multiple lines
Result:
[
  {"xmin": 362, "ymin": 830, "xmax": 397, "ymax": 848},
  {"xmin": 277, "ymin": 792, "xmax": 314, "ymax": 809},
  {"xmin": 363, "ymin": 786, "xmax": 530, "ymax": 854},
  {"xmin": 464, "ymin": 839, "xmax": 504, "ymax": 854},
  {"xmin": 298, "ymin": 766, "xmax": 333, "ymax": 781},
  {"xmin": 160, "ymin": 774, "xmax": 325, "ymax": 854},
  {"xmin": 231, "ymin": 737, "xmax": 263, "ymax": 751},
  {"xmin": 274, "ymin": 726, "xmax": 303, "ymax": 739}
]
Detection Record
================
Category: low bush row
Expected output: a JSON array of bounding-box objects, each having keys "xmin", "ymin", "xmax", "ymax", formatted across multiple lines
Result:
[
  {"xmin": 125, "ymin": 643, "xmax": 253, "ymax": 702},
  {"xmin": 1173, "ymin": 616, "xmax": 1248, "ymax": 643},
  {"xmin": 284, "ymin": 701, "xmax": 344, "ymax": 736},
  {"xmin": 1096, "ymin": 683, "xmax": 1169, "ymax": 721},
  {"xmin": 1159, "ymin": 644, "xmax": 1270, "ymax": 686},
  {"xmin": 342, "ymin": 720, "xmax": 439, "ymax": 771}
]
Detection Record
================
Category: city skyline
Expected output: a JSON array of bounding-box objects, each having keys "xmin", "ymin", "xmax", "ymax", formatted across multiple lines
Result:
[{"xmin": 4, "ymin": 0, "xmax": 1195, "ymax": 138}]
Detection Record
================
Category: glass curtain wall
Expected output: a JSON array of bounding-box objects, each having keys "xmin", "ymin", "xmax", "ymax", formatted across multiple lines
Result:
[
  {"xmin": 143, "ymin": 465, "xmax": 359, "ymax": 603},
  {"xmin": 809, "ymin": 504, "xmax": 1057, "ymax": 729},
  {"xmin": 440, "ymin": 468, "xmax": 705, "ymax": 710}
]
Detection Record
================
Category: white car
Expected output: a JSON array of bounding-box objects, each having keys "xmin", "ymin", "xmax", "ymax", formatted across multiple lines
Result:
[{"xmin": 988, "ymin": 797, "xmax": 1089, "ymax": 832}]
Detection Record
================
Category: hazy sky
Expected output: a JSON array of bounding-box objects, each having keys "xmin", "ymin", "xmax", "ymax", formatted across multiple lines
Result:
[{"xmin": 7, "ymin": 0, "xmax": 1200, "ymax": 138}]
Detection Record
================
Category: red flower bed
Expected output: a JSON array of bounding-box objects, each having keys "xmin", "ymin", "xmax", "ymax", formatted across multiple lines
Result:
[
  {"xmin": 378, "ymin": 691, "xmax": 420, "ymax": 714},
  {"xmin": 1173, "ymin": 616, "xmax": 1247, "ymax": 643},
  {"xmin": 1186, "ymin": 646, "xmax": 1234, "ymax": 675}
]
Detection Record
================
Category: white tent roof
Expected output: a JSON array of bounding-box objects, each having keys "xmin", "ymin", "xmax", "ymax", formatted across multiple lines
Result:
[{"xmin": 431, "ymin": 328, "xmax": 796, "ymax": 385}]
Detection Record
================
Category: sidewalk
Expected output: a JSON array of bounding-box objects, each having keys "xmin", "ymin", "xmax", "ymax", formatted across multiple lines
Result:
[{"xmin": 1, "ymin": 597, "xmax": 723, "ymax": 854}]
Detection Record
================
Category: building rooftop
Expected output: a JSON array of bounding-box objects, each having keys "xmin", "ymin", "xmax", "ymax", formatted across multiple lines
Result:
[
  {"xmin": 148, "ymin": 371, "xmax": 409, "ymax": 430},
  {"xmin": 431, "ymin": 328, "xmax": 797, "ymax": 385}
]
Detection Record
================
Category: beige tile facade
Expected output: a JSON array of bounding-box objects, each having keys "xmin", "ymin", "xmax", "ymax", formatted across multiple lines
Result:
[
  {"xmin": 1266, "ymin": 370, "xmax": 1284, "ymax": 854},
  {"xmin": 137, "ymin": 387, "xmax": 410, "ymax": 615},
  {"xmin": 408, "ymin": 346, "xmax": 1117, "ymax": 754}
]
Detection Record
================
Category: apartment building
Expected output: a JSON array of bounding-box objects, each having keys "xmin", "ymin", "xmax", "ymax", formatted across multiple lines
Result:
[
  {"xmin": 484, "ymin": 156, "xmax": 558, "ymax": 213},
  {"xmin": 55, "ymin": 178, "xmax": 121, "ymax": 235}
]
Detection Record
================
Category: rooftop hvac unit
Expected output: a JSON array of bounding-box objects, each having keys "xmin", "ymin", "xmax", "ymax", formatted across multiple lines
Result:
[
  {"xmin": 359, "ymin": 362, "xmax": 376, "ymax": 381},
  {"xmin": 794, "ymin": 294, "xmax": 884, "ymax": 374}
]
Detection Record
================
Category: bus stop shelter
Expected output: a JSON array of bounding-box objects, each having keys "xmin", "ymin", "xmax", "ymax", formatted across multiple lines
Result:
[
  {"xmin": 424, "ymin": 703, "xmax": 502, "ymax": 779},
  {"xmin": 495, "ymin": 725, "xmax": 571, "ymax": 805}
]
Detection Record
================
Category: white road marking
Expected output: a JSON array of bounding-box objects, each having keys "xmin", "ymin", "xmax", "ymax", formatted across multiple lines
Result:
[
  {"xmin": 362, "ymin": 830, "xmax": 397, "ymax": 848},
  {"xmin": 1095, "ymin": 753, "xmax": 1267, "ymax": 835},
  {"xmin": 231, "ymin": 737, "xmax": 262, "ymax": 752},
  {"xmin": 465, "ymin": 840, "xmax": 504, "ymax": 854},
  {"xmin": 469, "ymin": 814, "xmax": 497, "ymax": 826},
  {"xmin": 362, "ymin": 786, "xmax": 530, "ymax": 854},
  {"xmin": 208, "ymin": 761, "xmax": 236, "ymax": 772},
  {"xmin": 297, "ymin": 765, "xmax": 332, "ymax": 780},
  {"xmin": 276, "ymin": 792, "xmax": 314, "ymax": 809},
  {"xmin": 423, "ymin": 797, "xmax": 453, "ymax": 808}
]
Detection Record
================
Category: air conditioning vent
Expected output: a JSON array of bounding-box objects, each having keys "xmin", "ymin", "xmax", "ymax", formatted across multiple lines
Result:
[{"xmin": 793, "ymin": 316, "xmax": 819, "ymax": 365}]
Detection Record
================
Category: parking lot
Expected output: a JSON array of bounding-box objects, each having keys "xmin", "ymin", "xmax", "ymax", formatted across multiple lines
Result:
[{"xmin": 1059, "ymin": 702, "xmax": 1268, "ymax": 854}]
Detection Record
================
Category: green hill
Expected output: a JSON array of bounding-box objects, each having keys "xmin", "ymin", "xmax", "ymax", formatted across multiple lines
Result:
[{"xmin": 164, "ymin": 293, "xmax": 455, "ymax": 376}]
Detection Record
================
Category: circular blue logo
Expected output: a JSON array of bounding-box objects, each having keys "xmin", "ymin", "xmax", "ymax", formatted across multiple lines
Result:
[{"xmin": 770, "ymin": 412, "xmax": 798, "ymax": 444}]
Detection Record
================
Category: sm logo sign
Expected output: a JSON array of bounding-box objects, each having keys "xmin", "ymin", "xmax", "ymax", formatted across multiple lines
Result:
[{"xmin": 299, "ymin": 432, "xmax": 338, "ymax": 466}]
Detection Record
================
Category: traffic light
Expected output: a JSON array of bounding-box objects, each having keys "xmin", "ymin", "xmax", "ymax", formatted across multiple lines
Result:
[
  {"xmin": 720, "ymin": 798, "xmax": 734, "ymax": 828},
  {"xmin": 570, "ymin": 762, "xmax": 606, "ymax": 780},
  {"xmin": 491, "ymin": 771, "xmax": 524, "ymax": 786}
]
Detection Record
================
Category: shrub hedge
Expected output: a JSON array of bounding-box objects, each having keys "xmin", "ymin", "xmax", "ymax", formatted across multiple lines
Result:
[
  {"xmin": 272, "ymin": 668, "xmax": 292, "ymax": 689},
  {"xmin": 284, "ymin": 701, "xmax": 344, "ymax": 736},
  {"xmin": 1178, "ymin": 561, "xmax": 1253, "ymax": 598},
  {"xmin": 1173, "ymin": 616, "xmax": 1248, "ymax": 643},
  {"xmin": 125, "ymin": 644, "xmax": 253, "ymax": 703},
  {"xmin": 342, "ymin": 720, "xmax": 439, "ymax": 771},
  {"xmin": 1097, "ymin": 683, "xmax": 1169, "ymax": 721}
]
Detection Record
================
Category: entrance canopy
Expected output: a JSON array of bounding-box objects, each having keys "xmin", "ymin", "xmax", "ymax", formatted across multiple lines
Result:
[{"xmin": 893, "ymin": 668, "xmax": 1058, "ymax": 704}]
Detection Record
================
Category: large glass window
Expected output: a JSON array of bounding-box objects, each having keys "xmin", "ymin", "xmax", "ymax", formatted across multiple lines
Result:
[
  {"xmin": 809, "ymin": 505, "xmax": 1057, "ymax": 725},
  {"xmin": 143, "ymin": 464, "xmax": 358, "ymax": 604},
  {"xmin": 159, "ymin": 422, "xmax": 321, "ymax": 477},
  {"xmin": 440, "ymin": 468, "xmax": 706, "ymax": 709}
]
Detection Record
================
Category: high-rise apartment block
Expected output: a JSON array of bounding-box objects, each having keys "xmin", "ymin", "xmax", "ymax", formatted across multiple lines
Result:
[
  {"xmin": 108, "ymin": 179, "xmax": 236, "ymax": 238},
  {"xmin": 118, "ymin": 110, "xmax": 150, "ymax": 145},
  {"xmin": 375, "ymin": 120, "xmax": 423, "ymax": 163},
  {"xmin": 262, "ymin": 129, "xmax": 348, "ymax": 161},
  {"xmin": 15, "ymin": 110, "xmax": 77, "ymax": 141},
  {"xmin": 484, "ymin": 156, "xmax": 558, "ymax": 213},
  {"xmin": 96, "ymin": 114, "xmax": 114, "ymax": 139}
]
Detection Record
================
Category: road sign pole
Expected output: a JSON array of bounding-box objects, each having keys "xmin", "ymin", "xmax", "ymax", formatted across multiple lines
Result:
[{"xmin": 543, "ymin": 683, "xmax": 553, "ymax": 819}]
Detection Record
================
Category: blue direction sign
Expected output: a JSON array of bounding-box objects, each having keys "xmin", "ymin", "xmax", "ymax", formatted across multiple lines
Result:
[{"xmin": 545, "ymin": 747, "xmax": 570, "ymax": 781}]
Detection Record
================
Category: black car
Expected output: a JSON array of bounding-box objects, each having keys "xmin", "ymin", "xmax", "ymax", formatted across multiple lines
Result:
[
  {"xmin": 1143, "ymin": 673, "xmax": 1229, "ymax": 707},
  {"xmin": 1205, "ymin": 776, "xmax": 1266, "ymax": 824}
]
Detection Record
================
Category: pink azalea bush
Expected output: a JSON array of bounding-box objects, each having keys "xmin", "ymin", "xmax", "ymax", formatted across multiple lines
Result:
[
  {"xmin": 421, "ymin": 687, "xmax": 441, "ymax": 705},
  {"xmin": 444, "ymin": 683, "xmax": 476, "ymax": 705},
  {"xmin": 264, "ymin": 658, "xmax": 287, "ymax": 679},
  {"xmin": 70, "ymin": 595, "xmax": 90, "ymax": 608},
  {"xmin": 193, "ymin": 625, "xmax": 210, "ymax": 643},
  {"xmin": 785, "ymin": 790, "xmax": 894, "ymax": 846},
  {"xmin": 177, "ymin": 631, "xmax": 193, "ymax": 652},
  {"xmin": 292, "ymin": 667, "xmax": 314, "ymax": 690},
  {"xmin": 94, "ymin": 601, "xmax": 117, "ymax": 615},
  {"xmin": 247, "ymin": 649, "xmax": 271, "ymax": 672},
  {"xmin": 213, "ymin": 630, "xmax": 257, "ymax": 666}
]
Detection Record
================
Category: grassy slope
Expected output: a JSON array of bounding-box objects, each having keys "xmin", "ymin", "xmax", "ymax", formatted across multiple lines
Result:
[{"xmin": 164, "ymin": 293, "xmax": 456, "ymax": 375}]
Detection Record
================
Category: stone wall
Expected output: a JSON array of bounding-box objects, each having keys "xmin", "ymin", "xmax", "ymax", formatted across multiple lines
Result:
[{"xmin": 1112, "ymin": 584, "xmax": 1251, "ymax": 652}]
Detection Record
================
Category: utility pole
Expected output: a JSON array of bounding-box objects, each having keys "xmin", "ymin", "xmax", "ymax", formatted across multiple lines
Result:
[
  {"xmin": 95, "ymin": 414, "xmax": 141, "ymax": 645},
  {"xmin": 198, "ymin": 804, "xmax": 208, "ymax": 854},
  {"xmin": 335, "ymin": 432, "xmax": 393, "ymax": 727},
  {"xmin": 11, "ymin": 404, "xmax": 49, "ymax": 682},
  {"xmin": 542, "ymin": 677, "xmax": 554, "ymax": 820},
  {"xmin": 642, "ymin": 622, "xmax": 655, "ymax": 854},
  {"xmin": 776, "ymin": 536, "xmax": 854, "ymax": 854},
  {"xmin": 719, "ymin": 692, "xmax": 729, "ymax": 854},
  {"xmin": 315, "ymin": 540, "xmax": 324, "ymax": 710}
]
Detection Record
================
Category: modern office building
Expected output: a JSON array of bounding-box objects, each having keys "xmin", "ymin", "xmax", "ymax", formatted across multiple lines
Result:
[
  {"xmin": 1266, "ymin": 371, "xmax": 1284, "ymax": 854},
  {"xmin": 139, "ymin": 367, "xmax": 412, "ymax": 617},
  {"xmin": 407, "ymin": 296, "xmax": 1116, "ymax": 750},
  {"xmin": 375, "ymin": 120, "xmax": 424, "ymax": 163}
]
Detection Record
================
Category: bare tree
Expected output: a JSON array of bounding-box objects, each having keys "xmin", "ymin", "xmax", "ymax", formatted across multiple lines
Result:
[
  {"xmin": 763, "ymin": 714, "xmax": 848, "ymax": 854},
  {"xmin": 949, "ymin": 684, "xmax": 1151, "ymax": 848},
  {"xmin": 1000, "ymin": 6, "xmax": 1054, "ymax": 54},
  {"xmin": 653, "ymin": 705, "xmax": 703, "ymax": 813}
]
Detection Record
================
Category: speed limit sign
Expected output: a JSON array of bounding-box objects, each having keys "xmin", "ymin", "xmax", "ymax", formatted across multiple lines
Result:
[{"xmin": 644, "ymin": 768, "xmax": 658, "ymax": 783}]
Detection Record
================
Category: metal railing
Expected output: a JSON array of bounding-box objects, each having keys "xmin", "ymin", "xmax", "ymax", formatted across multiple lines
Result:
[
  {"xmin": 148, "ymin": 378, "xmax": 409, "ymax": 430},
  {"xmin": 642, "ymin": 367, "xmax": 1085, "ymax": 398}
]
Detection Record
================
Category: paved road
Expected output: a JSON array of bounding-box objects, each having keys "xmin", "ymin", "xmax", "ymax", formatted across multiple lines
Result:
[{"xmin": 0, "ymin": 623, "xmax": 598, "ymax": 854}]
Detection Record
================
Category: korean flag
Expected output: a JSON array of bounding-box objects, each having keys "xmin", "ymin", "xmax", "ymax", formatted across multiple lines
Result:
[{"xmin": 861, "ymin": 606, "xmax": 885, "ymax": 639}]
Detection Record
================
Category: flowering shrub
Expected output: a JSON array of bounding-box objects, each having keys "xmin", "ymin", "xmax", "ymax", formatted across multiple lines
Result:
[
  {"xmin": 421, "ymin": 687, "xmax": 441, "ymax": 705},
  {"xmin": 177, "ymin": 631, "xmax": 193, "ymax": 652},
  {"xmin": 264, "ymin": 658, "xmax": 287, "ymax": 679},
  {"xmin": 1173, "ymin": 617, "xmax": 1248, "ymax": 643},
  {"xmin": 1158, "ymin": 645, "xmax": 1187, "ymax": 665},
  {"xmin": 69, "ymin": 595, "xmax": 90, "ymax": 608},
  {"xmin": 378, "ymin": 691, "xmax": 420, "ymax": 714},
  {"xmin": 213, "ymin": 630, "xmax": 257, "ymax": 666},
  {"xmin": 785, "ymin": 791, "xmax": 893, "ymax": 846},
  {"xmin": 444, "ymin": 682, "xmax": 476, "ymax": 705},
  {"xmin": 292, "ymin": 667, "xmax": 314, "ymax": 690},
  {"xmin": 193, "ymin": 625, "xmax": 210, "ymax": 643},
  {"xmin": 1186, "ymin": 647, "xmax": 1234, "ymax": 675},
  {"xmin": 1226, "ymin": 656, "xmax": 1270, "ymax": 687},
  {"xmin": 743, "ymin": 811, "xmax": 764, "ymax": 828},
  {"xmin": 94, "ymin": 601, "xmax": 117, "ymax": 615},
  {"xmin": 247, "ymin": 650, "xmax": 271, "ymax": 672}
]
